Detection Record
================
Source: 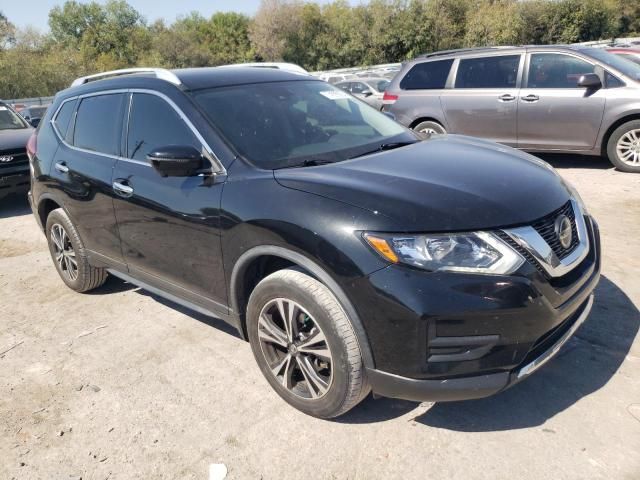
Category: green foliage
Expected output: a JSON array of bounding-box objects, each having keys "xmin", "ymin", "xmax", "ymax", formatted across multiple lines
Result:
[{"xmin": 0, "ymin": 0, "xmax": 638, "ymax": 98}]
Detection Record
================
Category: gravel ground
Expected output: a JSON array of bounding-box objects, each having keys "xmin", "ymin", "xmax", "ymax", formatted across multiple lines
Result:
[{"xmin": 1, "ymin": 154, "xmax": 639, "ymax": 480}]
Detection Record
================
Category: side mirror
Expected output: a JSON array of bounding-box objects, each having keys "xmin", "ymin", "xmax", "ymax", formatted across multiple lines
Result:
[
  {"xmin": 577, "ymin": 73, "xmax": 602, "ymax": 89},
  {"xmin": 382, "ymin": 111, "xmax": 396, "ymax": 121},
  {"xmin": 362, "ymin": 89, "xmax": 373, "ymax": 97},
  {"xmin": 147, "ymin": 145, "xmax": 203, "ymax": 177},
  {"xmin": 29, "ymin": 118, "xmax": 40, "ymax": 128}
]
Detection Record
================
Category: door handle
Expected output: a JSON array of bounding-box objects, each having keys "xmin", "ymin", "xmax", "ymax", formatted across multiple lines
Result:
[
  {"xmin": 498, "ymin": 94, "xmax": 516, "ymax": 102},
  {"xmin": 521, "ymin": 94, "xmax": 540, "ymax": 103},
  {"xmin": 54, "ymin": 162, "xmax": 69, "ymax": 174},
  {"xmin": 113, "ymin": 180, "xmax": 134, "ymax": 198}
]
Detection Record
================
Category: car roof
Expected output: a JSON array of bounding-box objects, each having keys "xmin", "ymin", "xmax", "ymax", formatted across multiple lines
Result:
[
  {"xmin": 61, "ymin": 66, "xmax": 317, "ymax": 98},
  {"xmin": 413, "ymin": 44, "xmax": 596, "ymax": 62}
]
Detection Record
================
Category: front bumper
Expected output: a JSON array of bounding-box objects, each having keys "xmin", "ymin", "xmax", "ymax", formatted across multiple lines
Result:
[
  {"xmin": 0, "ymin": 170, "xmax": 30, "ymax": 199},
  {"xmin": 345, "ymin": 215, "xmax": 600, "ymax": 402},
  {"xmin": 366, "ymin": 294, "xmax": 593, "ymax": 402}
]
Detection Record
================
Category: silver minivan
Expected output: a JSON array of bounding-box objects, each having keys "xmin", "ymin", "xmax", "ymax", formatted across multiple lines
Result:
[{"xmin": 384, "ymin": 45, "xmax": 640, "ymax": 172}]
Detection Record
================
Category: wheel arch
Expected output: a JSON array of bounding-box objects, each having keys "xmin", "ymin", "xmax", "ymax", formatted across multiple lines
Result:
[
  {"xmin": 229, "ymin": 245, "xmax": 375, "ymax": 369},
  {"xmin": 37, "ymin": 194, "xmax": 65, "ymax": 230},
  {"xmin": 409, "ymin": 116, "xmax": 447, "ymax": 130},
  {"xmin": 601, "ymin": 113, "xmax": 640, "ymax": 156}
]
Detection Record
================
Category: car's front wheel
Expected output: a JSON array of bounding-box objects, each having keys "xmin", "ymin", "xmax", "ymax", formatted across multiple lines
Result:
[
  {"xmin": 606, "ymin": 120, "xmax": 640, "ymax": 173},
  {"xmin": 413, "ymin": 120, "xmax": 446, "ymax": 138},
  {"xmin": 247, "ymin": 268, "xmax": 370, "ymax": 418},
  {"xmin": 45, "ymin": 208, "xmax": 108, "ymax": 292}
]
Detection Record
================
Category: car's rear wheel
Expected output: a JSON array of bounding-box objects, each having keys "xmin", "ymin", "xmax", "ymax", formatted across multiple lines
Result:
[
  {"xmin": 606, "ymin": 120, "xmax": 640, "ymax": 173},
  {"xmin": 247, "ymin": 268, "xmax": 370, "ymax": 418},
  {"xmin": 413, "ymin": 120, "xmax": 446, "ymax": 138},
  {"xmin": 45, "ymin": 208, "xmax": 107, "ymax": 292}
]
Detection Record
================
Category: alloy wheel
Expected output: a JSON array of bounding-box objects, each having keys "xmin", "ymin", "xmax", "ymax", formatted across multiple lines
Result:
[
  {"xmin": 257, "ymin": 298, "xmax": 333, "ymax": 400},
  {"xmin": 50, "ymin": 224, "xmax": 78, "ymax": 281},
  {"xmin": 616, "ymin": 129, "xmax": 640, "ymax": 166}
]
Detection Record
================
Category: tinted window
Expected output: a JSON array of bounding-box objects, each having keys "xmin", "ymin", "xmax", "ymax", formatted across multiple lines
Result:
[
  {"xmin": 192, "ymin": 80, "xmax": 410, "ymax": 170},
  {"xmin": 400, "ymin": 59, "xmax": 453, "ymax": 90},
  {"xmin": 528, "ymin": 54, "xmax": 595, "ymax": 88},
  {"xmin": 606, "ymin": 72, "xmax": 625, "ymax": 88},
  {"xmin": 581, "ymin": 48, "xmax": 640, "ymax": 80},
  {"xmin": 127, "ymin": 93, "xmax": 199, "ymax": 162},
  {"xmin": 455, "ymin": 55, "xmax": 520, "ymax": 88},
  {"xmin": 73, "ymin": 94, "xmax": 124, "ymax": 155},
  {"xmin": 53, "ymin": 101, "xmax": 75, "ymax": 138},
  {"xmin": 615, "ymin": 53, "xmax": 640, "ymax": 66},
  {"xmin": 336, "ymin": 83, "xmax": 350, "ymax": 92}
]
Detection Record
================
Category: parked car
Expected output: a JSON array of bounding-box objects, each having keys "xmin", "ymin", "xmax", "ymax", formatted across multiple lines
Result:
[
  {"xmin": 20, "ymin": 105, "xmax": 50, "ymax": 128},
  {"xmin": 335, "ymin": 77, "xmax": 390, "ymax": 109},
  {"xmin": 0, "ymin": 101, "xmax": 33, "ymax": 200},
  {"xmin": 383, "ymin": 45, "xmax": 640, "ymax": 172},
  {"xmin": 607, "ymin": 47, "xmax": 640, "ymax": 66},
  {"xmin": 29, "ymin": 67, "xmax": 600, "ymax": 418}
]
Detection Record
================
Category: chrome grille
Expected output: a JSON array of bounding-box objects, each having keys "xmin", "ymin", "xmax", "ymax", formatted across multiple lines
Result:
[
  {"xmin": 531, "ymin": 201, "xmax": 579, "ymax": 260},
  {"xmin": 0, "ymin": 148, "xmax": 28, "ymax": 169}
]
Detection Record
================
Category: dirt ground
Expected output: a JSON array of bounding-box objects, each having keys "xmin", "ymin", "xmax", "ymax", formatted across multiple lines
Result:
[{"xmin": 1, "ymin": 154, "xmax": 639, "ymax": 480}]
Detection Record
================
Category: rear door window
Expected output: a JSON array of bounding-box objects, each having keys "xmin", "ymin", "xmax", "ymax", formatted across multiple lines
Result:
[
  {"xmin": 400, "ymin": 59, "xmax": 453, "ymax": 90},
  {"xmin": 73, "ymin": 94, "xmax": 125, "ymax": 155},
  {"xmin": 527, "ymin": 53, "xmax": 596, "ymax": 88},
  {"xmin": 455, "ymin": 55, "xmax": 521, "ymax": 89},
  {"xmin": 126, "ymin": 93, "xmax": 199, "ymax": 162}
]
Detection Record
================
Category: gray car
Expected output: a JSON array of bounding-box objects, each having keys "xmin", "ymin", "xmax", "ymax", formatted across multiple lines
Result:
[
  {"xmin": 383, "ymin": 45, "xmax": 640, "ymax": 172},
  {"xmin": 336, "ymin": 78, "xmax": 390, "ymax": 109}
]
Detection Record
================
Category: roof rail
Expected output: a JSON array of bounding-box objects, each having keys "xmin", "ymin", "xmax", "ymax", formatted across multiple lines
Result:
[
  {"xmin": 418, "ymin": 46, "xmax": 518, "ymax": 59},
  {"xmin": 70, "ymin": 68, "xmax": 181, "ymax": 87}
]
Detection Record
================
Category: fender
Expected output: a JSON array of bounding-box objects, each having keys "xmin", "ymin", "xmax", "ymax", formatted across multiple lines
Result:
[
  {"xmin": 230, "ymin": 245, "xmax": 376, "ymax": 369},
  {"xmin": 34, "ymin": 191, "xmax": 75, "ymax": 231}
]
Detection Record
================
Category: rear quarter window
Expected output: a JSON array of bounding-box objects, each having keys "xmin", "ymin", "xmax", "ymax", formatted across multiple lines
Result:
[
  {"xmin": 53, "ymin": 100, "xmax": 76, "ymax": 139},
  {"xmin": 400, "ymin": 59, "xmax": 453, "ymax": 90}
]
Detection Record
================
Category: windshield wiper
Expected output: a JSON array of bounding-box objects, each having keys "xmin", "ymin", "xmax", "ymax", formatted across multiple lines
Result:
[
  {"xmin": 349, "ymin": 140, "xmax": 418, "ymax": 159},
  {"xmin": 279, "ymin": 158, "xmax": 336, "ymax": 169}
]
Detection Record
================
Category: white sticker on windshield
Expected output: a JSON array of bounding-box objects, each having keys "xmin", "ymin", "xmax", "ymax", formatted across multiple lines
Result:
[
  {"xmin": 0, "ymin": 106, "xmax": 7, "ymax": 111},
  {"xmin": 319, "ymin": 90, "xmax": 351, "ymax": 100}
]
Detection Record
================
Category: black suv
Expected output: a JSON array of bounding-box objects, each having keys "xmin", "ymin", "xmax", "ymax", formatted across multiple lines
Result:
[
  {"xmin": 28, "ymin": 67, "xmax": 600, "ymax": 418},
  {"xmin": 1, "ymin": 101, "xmax": 33, "ymax": 200}
]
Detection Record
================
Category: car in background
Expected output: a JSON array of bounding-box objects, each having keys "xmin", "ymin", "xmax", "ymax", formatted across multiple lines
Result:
[
  {"xmin": 0, "ymin": 101, "xmax": 33, "ymax": 200},
  {"xmin": 335, "ymin": 78, "xmax": 390, "ymax": 109},
  {"xmin": 20, "ymin": 105, "xmax": 50, "ymax": 128},
  {"xmin": 383, "ymin": 45, "xmax": 640, "ymax": 172},
  {"xmin": 607, "ymin": 48, "xmax": 640, "ymax": 66}
]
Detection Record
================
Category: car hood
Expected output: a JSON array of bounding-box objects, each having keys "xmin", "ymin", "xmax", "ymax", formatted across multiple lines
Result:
[
  {"xmin": 0, "ymin": 127, "xmax": 33, "ymax": 151},
  {"xmin": 274, "ymin": 135, "xmax": 571, "ymax": 231}
]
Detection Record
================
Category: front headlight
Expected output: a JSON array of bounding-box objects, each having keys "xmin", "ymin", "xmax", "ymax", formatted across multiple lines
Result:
[{"xmin": 363, "ymin": 231, "xmax": 524, "ymax": 275}]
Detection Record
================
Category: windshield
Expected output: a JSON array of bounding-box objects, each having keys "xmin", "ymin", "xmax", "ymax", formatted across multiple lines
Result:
[
  {"xmin": 192, "ymin": 80, "xmax": 413, "ymax": 169},
  {"xmin": 0, "ymin": 105, "xmax": 29, "ymax": 130},
  {"xmin": 581, "ymin": 48, "xmax": 640, "ymax": 81}
]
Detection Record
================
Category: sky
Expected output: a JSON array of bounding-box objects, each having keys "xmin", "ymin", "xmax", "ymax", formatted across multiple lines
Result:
[{"xmin": 3, "ymin": 0, "xmax": 360, "ymax": 31}]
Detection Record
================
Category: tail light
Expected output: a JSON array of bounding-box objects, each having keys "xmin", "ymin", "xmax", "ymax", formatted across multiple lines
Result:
[
  {"xmin": 382, "ymin": 91, "xmax": 398, "ymax": 105},
  {"xmin": 26, "ymin": 132, "xmax": 37, "ymax": 160}
]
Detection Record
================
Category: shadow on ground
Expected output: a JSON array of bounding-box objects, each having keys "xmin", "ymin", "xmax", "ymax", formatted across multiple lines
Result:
[
  {"xmin": 0, "ymin": 193, "xmax": 31, "ymax": 219},
  {"xmin": 535, "ymin": 153, "xmax": 612, "ymax": 170},
  {"xmin": 340, "ymin": 276, "xmax": 638, "ymax": 428}
]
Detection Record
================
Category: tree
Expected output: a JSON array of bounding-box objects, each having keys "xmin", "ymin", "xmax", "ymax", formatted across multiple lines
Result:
[{"xmin": 0, "ymin": 11, "xmax": 16, "ymax": 50}]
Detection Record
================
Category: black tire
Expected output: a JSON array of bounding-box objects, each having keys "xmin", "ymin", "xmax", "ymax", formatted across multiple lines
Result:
[
  {"xmin": 45, "ymin": 208, "xmax": 107, "ymax": 292},
  {"xmin": 413, "ymin": 120, "xmax": 446, "ymax": 138},
  {"xmin": 606, "ymin": 120, "xmax": 640, "ymax": 173},
  {"xmin": 247, "ymin": 269, "xmax": 370, "ymax": 418}
]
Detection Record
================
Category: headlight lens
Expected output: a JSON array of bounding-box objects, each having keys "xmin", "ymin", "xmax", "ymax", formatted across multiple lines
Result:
[{"xmin": 364, "ymin": 231, "xmax": 524, "ymax": 274}]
